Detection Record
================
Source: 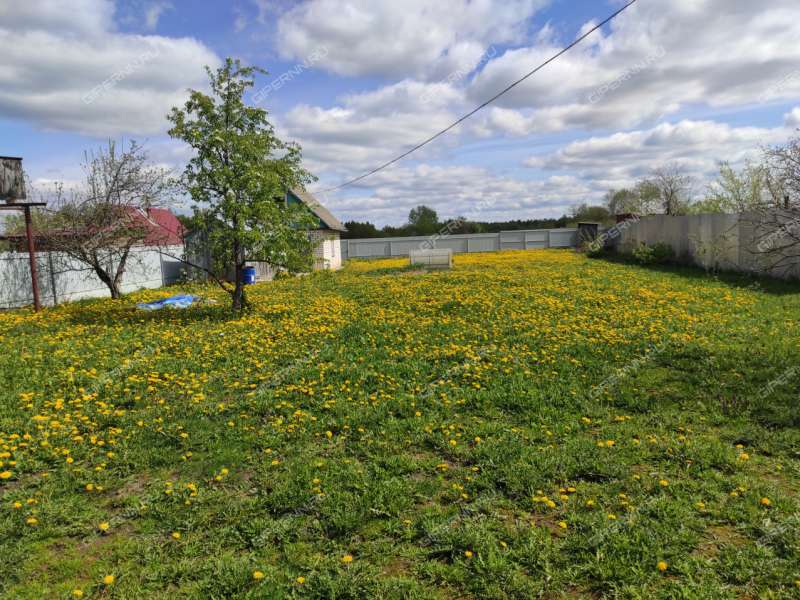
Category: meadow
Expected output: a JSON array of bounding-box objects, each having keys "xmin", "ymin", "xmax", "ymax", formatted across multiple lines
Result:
[{"xmin": 0, "ymin": 250, "xmax": 798, "ymax": 599}]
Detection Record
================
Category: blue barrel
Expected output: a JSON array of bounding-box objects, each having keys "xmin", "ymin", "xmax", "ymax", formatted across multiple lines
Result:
[{"xmin": 242, "ymin": 266, "xmax": 257, "ymax": 285}]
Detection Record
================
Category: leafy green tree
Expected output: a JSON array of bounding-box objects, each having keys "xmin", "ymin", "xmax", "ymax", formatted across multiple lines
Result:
[
  {"xmin": 168, "ymin": 58, "xmax": 317, "ymax": 311},
  {"xmin": 604, "ymin": 188, "xmax": 640, "ymax": 215},
  {"xmin": 406, "ymin": 205, "xmax": 440, "ymax": 236},
  {"xmin": 693, "ymin": 161, "xmax": 768, "ymax": 214},
  {"xmin": 569, "ymin": 203, "xmax": 612, "ymax": 225}
]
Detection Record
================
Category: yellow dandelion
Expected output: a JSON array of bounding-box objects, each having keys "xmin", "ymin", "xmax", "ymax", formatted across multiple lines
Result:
[
  {"xmin": 72, "ymin": 590, "xmax": 84, "ymax": 598},
  {"xmin": 171, "ymin": 531, "xmax": 181, "ymax": 540},
  {"xmin": 657, "ymin": 561, "xmax": 668, "ymax": 572},
  {"xmin": 464, "ymin": 550, "xmax": 473, "ymax": 558},
  {"xmin": 0, "ymin": 471, "xmax": 12, "ymax": 479},
  {"xmin": 341, "ymin": 554, "xmax": 353, "ymax": 563},
  {"xmin": 253, "ymin": 570, "xmax": 265, "ymax": 580},
  {"xmin": 102, "ymin": 574, "xmax": 115, "ymax": 585},
  {"xmin": 296, "ymin": 576, "xmax": 305, "ymax": 584},
  {"xmin": 98, "ymin": 521, "xmax": 110, "ymax": 532},
  {"xmin": 760, "ymin": 497, "xmax": 771, "ymax": 506}
]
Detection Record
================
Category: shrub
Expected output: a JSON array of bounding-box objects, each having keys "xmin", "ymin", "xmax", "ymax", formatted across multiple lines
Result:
[
  {"xmin": 631, "ymin": 242, "xmax": 675, "ymax": 265},
  {"xmin": 580, "ymin": 239, "xmax": 608, "ymax": 258}
]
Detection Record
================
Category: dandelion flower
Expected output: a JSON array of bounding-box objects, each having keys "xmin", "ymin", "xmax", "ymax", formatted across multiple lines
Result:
[
  {"xmin": 171, "ymin": 531, "xmax": 181, "ymax": 540},
  {"xmin": 253, "ymin": 570, "xmax": 265, "ymax": 580},
  {"xmin": 98, "ymin": 521, "xmax": 110, "ymax": 532},
  {"xmin": 26, "ymin": 517, "xmax": 38, "ymax": 526},
  {"xmin": 657, "ymin": 561, "xmax": 668, "ymax": 572},
  {"xmin": 0, "ymin": 471, "xmax": 12, "ymax": 479},
  {"xmin": 558, "ymin": 521, "xmax": 567, "ymax": 529},
  {"xmin": 341, "ymin": 554, "xmax": 353, "ymax": 563},
  {"xmin": 464, "ymin": 550, "xmax": 473, "ymax": 558},
  {"xmin": 296, "ymin": 576, "xmax": 305, "ymax": 584},
  {"xmin": 760, "ymin": 497, "xmax": 771, "ymax": 506},
  {"xmin": 102, "ymin": 574, "xmax": 115, "ymax": 585},
  {"xmin": 659, "ymin": 479, "xmax": 669, "ymax": 487},
  {"xmin": 72, "ymin": 590, "xmax": 84, "ymax": 598}
]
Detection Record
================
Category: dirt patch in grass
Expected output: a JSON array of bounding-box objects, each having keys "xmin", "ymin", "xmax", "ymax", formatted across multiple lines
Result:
[
  {"xmin": 693, "ymin": 524, "xmax": 748, "ymax": 559},
  {"xmin": 381, "ymin": 557, "xmax": 413, "ymax": 577}
]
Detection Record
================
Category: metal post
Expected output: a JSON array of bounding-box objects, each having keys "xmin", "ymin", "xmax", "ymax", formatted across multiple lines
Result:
[{"xmin": 24, "ymin": 206, "xmax": 41, "ymax": 311}]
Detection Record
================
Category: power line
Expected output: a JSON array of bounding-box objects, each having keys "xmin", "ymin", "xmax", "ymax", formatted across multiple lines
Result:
[{"xmin": 319, "ymin": 0, "xmax": 639, "ymax": 193}]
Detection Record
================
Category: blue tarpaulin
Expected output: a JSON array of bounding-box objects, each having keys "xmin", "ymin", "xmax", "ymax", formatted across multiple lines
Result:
[{"xmin": 137, "ymin": 294, "xmax": 197, "ymax": 311}]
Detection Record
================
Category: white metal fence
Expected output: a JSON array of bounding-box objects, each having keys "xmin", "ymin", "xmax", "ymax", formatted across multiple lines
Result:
[
  {"xmin": 340, "ymin": 228, "xmax": 579, "ymax": 260},
  {"xmin": 0, "ymin": 245, "xmax": 185, "ymax": 309}
]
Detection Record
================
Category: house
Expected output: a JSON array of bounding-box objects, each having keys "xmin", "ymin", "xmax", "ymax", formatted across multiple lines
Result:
[
  {"xmin": 184, "ymin": 188, "xmax": 347, "ymax": 282},
  {"xmin": 286, "ymin": 187, "xmax": 347, "ymax": 270},
  {"xmin": 0, "ymin": 206, "xmax": 184, "ymax": 253}
]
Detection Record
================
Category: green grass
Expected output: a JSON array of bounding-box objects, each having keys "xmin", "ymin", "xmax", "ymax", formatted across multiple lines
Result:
[{"xmin": 1, "ymin": 250, "xmax": 799, "ymax": 599}]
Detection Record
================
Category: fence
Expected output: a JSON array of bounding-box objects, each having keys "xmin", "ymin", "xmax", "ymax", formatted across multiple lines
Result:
[
  {"xmin": 0, "ymin": 244, "xmax": 185, "ymax": 309},
  {"xmin": 615, "ymin": 212, "xmax": 800, "ymax": 280},
  {"xmin": 340, "ymin": 228, "xmax": 580, "ymax": 260}
]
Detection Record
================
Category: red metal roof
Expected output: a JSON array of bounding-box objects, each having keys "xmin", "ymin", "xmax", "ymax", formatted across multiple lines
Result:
[
  {"xmin": 133, "ymin": 207, "xmax": 185, "ymax": 246},
  {"xmin": 0, "ymin": 207, "xmax": 185, "ymax": 247}
]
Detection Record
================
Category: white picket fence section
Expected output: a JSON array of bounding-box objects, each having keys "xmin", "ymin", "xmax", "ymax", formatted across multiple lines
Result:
[
  {"xmin": 0, "ymin": 245, "xmax": 185, "ymax": 309},
  {"xmin": 340, "ymin": 228, "xmax": 580, "ymax": 260}
]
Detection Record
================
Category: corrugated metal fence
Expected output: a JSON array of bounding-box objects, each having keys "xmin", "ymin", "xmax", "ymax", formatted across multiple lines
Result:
[
  {"xmin": 340, "ymin": 228, "xmax": 579, "ymax": 260},
  {"xmin": 0, "ymin": 245, "xmax": 185, "ymax": 309}
]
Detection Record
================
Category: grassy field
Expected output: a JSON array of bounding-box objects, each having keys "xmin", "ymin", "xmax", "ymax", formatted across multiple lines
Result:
[{"xmin": 1, "ymin": 250, "xmax": 799, "ymax": 599}]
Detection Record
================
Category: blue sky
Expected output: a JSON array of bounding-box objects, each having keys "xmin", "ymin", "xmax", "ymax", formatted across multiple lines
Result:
[{"xmin": 2, "ymin": 0, "xmax": 799, "ymax": 226}]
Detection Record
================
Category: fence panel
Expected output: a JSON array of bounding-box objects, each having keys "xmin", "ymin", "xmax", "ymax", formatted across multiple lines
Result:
[
  {"xmin": 0, "ymin": 245, "xmax": 185, "ymax": 309},
  {"xmin": 616, "ymin": 212, "xmax": 800, "ymax": 280},
  {"xmin": 341, "ymin": 228, "xmax": 579, "ymax": 260}
]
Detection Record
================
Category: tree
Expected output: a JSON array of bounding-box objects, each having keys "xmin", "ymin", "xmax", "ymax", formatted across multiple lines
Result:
[
  {"xmin": 8, "ymin": 141, "xmax": 175, "ymax": 299},
  {"xmin": 649, "ymin": 164, "xmax": 693, "ymax": 215},
  {"xmin": 168, "ymin": 58, "xmax": 317, "ymax": 311},
  {"xmin": 604, "ymin": 188, "xmax": 641, "ymax": 215},
  {"xmin": 764, "ymin": 135, "xmax": 800, "ymax": 209},
  {"xmin": 406, "ymin": 205, "xmax": 440, "ymax": 236},
  {"xmin": 569, "ymin": 203, "xmax": 611, "ymax": 224},
  {"xmin": 745, "ymin": 135, "xmax": 800, "ymax": 274},
  {"xmin": 693, "ymin": 160, "xmax": 768, "ymax": 213},
  {"xmin": 342, "ymin": 221, "xmax": 382, "ymax": 239}
]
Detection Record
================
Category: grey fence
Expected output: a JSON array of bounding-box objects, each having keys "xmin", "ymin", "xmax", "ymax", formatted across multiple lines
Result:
[
  {"xmin": 0, "ymin": 244, "xmax": 185, "ymax": 309},
  {"xmin": 615, "ymin": 212, "xmax": 800, "ymax": 280},
  {"xmin": 340, "ymin": 228, "xmax": 580, "ymax": 260}
]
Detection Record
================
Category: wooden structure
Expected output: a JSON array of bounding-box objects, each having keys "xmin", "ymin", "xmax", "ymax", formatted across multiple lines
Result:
[{"xmin": 0, "ymin": 157, "xmax": 45, "ymax": 311}]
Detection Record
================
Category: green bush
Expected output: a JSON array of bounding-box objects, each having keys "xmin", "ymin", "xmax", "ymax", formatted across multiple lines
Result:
[
  {"xmin": 579, "ymin": 239, "xmax": 607, "ymax": 258},
  {"xmin": 631, "ymin": 242, "xmax": 675, "ymax": 265}
]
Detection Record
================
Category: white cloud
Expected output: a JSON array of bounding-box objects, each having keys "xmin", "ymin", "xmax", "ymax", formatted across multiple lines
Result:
[
  {"xmin": 144, "ymin": 2, "xmax": 173, "ymax": 31},
  {"xmin": 280, "ymin": 79, "xmax": 467, "ymax": 174},
  {"xmin": 0, "ymin": 0, "xmax": 220, "ymax": 137},
  {"xmin": 314, "ymin": 164, "xmax": 593, "ymax": 226},
  {"xmin": 528, "ymin": 117, "xmax": 797, "ymax": 192},
  {"xmin": 275, "ymin": 0, "xmax": 547, "ymax": 81},
  {"xmin": 468, "ymin": 0, "xmax": 800, "ymax": 134}
]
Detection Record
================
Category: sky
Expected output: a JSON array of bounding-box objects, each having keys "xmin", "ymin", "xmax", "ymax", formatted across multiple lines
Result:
[{"xmin": 1, "ymin": 0, "xmax": 800, "ymax": 227}]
